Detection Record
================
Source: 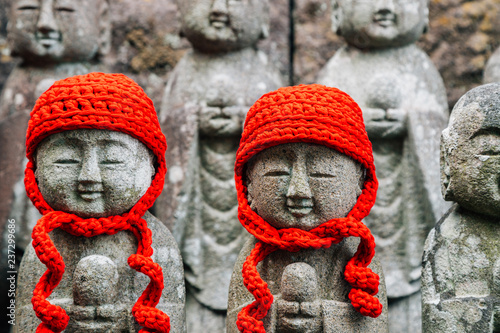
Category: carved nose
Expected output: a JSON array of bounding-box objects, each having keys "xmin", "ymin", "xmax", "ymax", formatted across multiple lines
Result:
[
  {"xmin": 37, "ymin": 4, "xmax": 58, "ymax": 34},
  {"xmin": 286, "ymin": 164, "xmax": 312, "ymax": 200},
  {"xmin": 211, "ymin": 0, "xmax": 229, "ymax": 15},
  {"xmin": 375, "ymin": 0, "xmax": 395, "ymax": 13},
  {"xmin": 78, "ymin": 151, "xmax": 102, "ymax": 185}
]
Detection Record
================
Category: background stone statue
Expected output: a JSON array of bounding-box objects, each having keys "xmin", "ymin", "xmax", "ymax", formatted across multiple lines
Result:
[
  {"xmin": 484, "ymin": 47, "xmax": 500, "ymax": 83},
  {"xmin": 15, "ymin": 73, "xmax": 185, "ymax": 332},
  {"xmin": 0, "ymin": 1, "xmax": 111, "ymax": 329},
  {"xmin": 316, "ymin": 1, "xmax": 450, "ymax": 331},
  {"xmin": 153, "ymin": 0, "xmax": 284, "ymax": 331},
  {"xmin": 227, "ymin": 85, "xmax": 388, "ymax": 333},
  {"xmin": 422, "ymin": 83, "xmax": 500, "ymax": 333}
]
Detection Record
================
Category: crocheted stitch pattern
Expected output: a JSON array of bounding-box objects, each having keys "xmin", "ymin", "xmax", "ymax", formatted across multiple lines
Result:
[
  {"xmin": 234, "ymin": 84, "xmax": 382, "ymax": 332},
  {"xmin": 24, "ymin": 73, "xmax": 170, "ymax": 333}
]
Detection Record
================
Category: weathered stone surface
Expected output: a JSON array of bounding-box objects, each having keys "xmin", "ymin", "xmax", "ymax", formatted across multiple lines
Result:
[
  {"xmin": 227, "ymin": 143, "xmax": 389, "ymax": 332},
  {"xmin": 316, "ymin": 1, "xmax": 450, "ymax": 332},
  {"xmin": 15, "ymin": 129, "xmax": 186, "ymax": 332},
  {"xmin": 484, "ymin": 46, "xmax": 500, "ymax": 83},
  {"xmin": 153, "ymin": 1, "xmax": 284, "ymax": 331},
  {"xmin": 422, "ymin": 83, "xmax": 500, "ymax": 333}
]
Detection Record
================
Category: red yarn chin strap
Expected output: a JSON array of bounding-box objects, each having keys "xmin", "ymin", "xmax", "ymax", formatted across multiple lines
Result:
[
  {"xmin": 26, "ymin": 161, "xmax": 170, "ymax": 333},
  {"xmin": 236, "ymin": 211, "xmax": 382, "ymax": 333}
]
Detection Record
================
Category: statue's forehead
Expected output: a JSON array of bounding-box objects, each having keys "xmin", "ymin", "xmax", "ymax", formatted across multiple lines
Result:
[{"xmin": 38, "ymin": 129, "xmax": 138, "ymax": 151}]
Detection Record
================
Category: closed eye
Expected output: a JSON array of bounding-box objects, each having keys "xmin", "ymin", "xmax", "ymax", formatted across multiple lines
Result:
[
  {"xmin": 310, "ymin": 173, "xmax": 335, "ymax": 178},
  {"xmin": 55, "ymin": 159, "xmax": 79, "ymax": 164},
  {"xmin": 101, "ymin": 160, "xmax": 124, "ymax": 165},
  {"xmin": 264, "ymin": 170, "xmax": 290, "ymax": 177},
  {"xmin": 18, "ymin": 5, "xmax": 39, "ymax": 10},
  {"xmin": 56, "ymin": 7, "xmax": 75, "ymax": 12}
]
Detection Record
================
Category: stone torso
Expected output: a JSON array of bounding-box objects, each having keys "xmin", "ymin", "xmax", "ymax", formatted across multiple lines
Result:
[
  {"xmin": 15, "ymin": 211, "xmax": 186, "ymax": 333},
  {"xmin": 422, "ymin": 205, "xmax": 500, "ymax": 332},
  {"xmin": 227, "ymin": 238, "xmax": 389, "ymax": 333}
]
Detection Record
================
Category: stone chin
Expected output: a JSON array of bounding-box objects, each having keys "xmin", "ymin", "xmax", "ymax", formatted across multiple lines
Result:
[{"xmin": 342, "ymin": 24, "xmax": 425, "ymax": 49}]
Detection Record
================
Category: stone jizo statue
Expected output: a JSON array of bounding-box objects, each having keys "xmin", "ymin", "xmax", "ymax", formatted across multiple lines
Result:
[
  {"xmin": 227, "ymin": 84, "xmax": 388, "ymax": 333},
  {"xmin": 15, "ymin": 73, "xmax": 185, "ymax": 333},
  {"xmin": 154, "ymin": 0, "xmax": 284, "ymax": 331},
  {"xmin": 422, "ymin": 83, "xmax": 500, "ymax": 333},
  {"xmin": 316, "ymin": 1, "xmax": 450, "ymax": 331}
]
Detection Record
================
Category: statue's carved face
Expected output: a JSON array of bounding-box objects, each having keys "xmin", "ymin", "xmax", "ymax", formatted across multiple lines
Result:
[
  {"xmin": 177, "ymin": 0, "xmax": 269, "ymax": 53},
  {"xmin": 443, "ymin": 102, "xmax": 500, "ymax": 217},
  {"xmin": 246, "ymin": 143, "xmax": 364, "ymax": 230},
  {"xmin": 35, "ymin": 129, "xmax": 154, "ymax": 218},
  {"xmin": 334, "ymin": 0, "xmax": 428, "ymax": 48},
  {"xmin": 7, "ymin": 0, "xmax": 109, "ymax": 64}
]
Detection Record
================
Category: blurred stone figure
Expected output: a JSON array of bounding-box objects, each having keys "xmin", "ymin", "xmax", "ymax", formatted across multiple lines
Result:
[
  {"xmin": 15, "ymin": 73, "xmax": 185, "ymax": 333},
  {"xmin": 316, "ymin": 1, "xmax": 449, "ymax": 331},
  {"xmin": 154, "ymin": 0, "xmax": 284, "ymax": 331},
  {"xmin": 484, "ymin": 47, "xmax": 500, "ymax": 83},
  {"xmin": 227, "ymin": 85, "xmax": 388, "ymax": 333},
  {"xmin": 422, "ymin": 83, "xmax": 500, "ymax": 333},
  {"xmin": 0, "ymin": 1, "xmax": 111, "ymax": 330}
]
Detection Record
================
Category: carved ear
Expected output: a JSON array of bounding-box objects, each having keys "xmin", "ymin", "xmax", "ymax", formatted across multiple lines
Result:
[
  {"xmin": 259, "ymin": 23, "xmax": 269, "ymax": 40},
  {"xmin": 440, "ymin": 132, "xmax": 454, "ymax": 201},
  {"xmin": 331, "ymin": 0, "xmax": 343, "ymax": 35},
  {"xmin": 422, "ymin": 5, "xmax": 429, "ymax": 35},
  {"xmin": 98, "ymin": 0, "xmax": 112, "ymax": 56},
  {"xmin": 357, "ymin": 165, "xmax": 365, "ymax": 198}
]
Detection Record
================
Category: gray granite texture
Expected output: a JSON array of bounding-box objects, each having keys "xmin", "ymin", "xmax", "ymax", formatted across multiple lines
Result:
[
  {"xmin": 422, "ymin": 83, "xmax": 500, "ymax": 333},
  {"xmin": 484, "ymin": 47, "xmax": 500, "ymax": 84},
  {"xmin": 14, "ymin": 129, "xmax": 186, "ymax": 332},
  {"xmin": 227, "ymin": 143, "xmax": 389, "ymax": 332},
  {"xmin": 153, "ymin": 1, "xmax": 284, "ymax": 331},
  {"xmin": 0, "ymin": 1, "xmax": 112, "ymax": 329},
  {"xmin": 316, "ymin": 1, "xmax": 450, "ymax": 331}
]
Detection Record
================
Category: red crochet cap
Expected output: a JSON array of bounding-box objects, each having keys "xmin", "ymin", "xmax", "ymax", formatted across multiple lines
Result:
[
  {"xmin": 24, "ymin": 73, "xmax": 170, "ymax": 333},
  {"xmin": 234, "ymin": 84, "xmax": 382, "ymax": 332}
]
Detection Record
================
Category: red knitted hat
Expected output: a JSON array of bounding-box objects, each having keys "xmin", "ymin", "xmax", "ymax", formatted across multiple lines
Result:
[
  {"xmin": 234, "ymin": 84, "xmax": 382, "ymax": 332},
  {"xmin": 24, "ymin": 73, "xmax": 170, "ymax": 333}
]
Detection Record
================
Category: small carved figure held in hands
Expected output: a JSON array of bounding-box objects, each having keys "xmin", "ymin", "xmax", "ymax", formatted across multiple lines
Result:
[
  {"xmin": 15, "ymin": 73, "xmax": 185, "ymax": 333},
  {"xmin": 154, "ymin": 0, "xmax": 284, "ymax": 331},
  {"xmin": 422, "ymin": 83, "xmax": 500, "ymax": 333},
  {"xmin": 316, "ymin": 1, "xmax": 450, "ymax": 331},
  {"xmin": 227, "ymin": 84, "xmax": 388, "ymax": 333}
]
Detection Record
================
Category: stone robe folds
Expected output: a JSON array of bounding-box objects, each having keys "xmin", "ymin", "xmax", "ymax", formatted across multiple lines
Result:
[
  {"xmin": 317, "ymin": 44, "xmax": 450, "ymax": 300},
  {"xmin": 154, "ymin": 48, "xmax": 283, "ymax": 316}
]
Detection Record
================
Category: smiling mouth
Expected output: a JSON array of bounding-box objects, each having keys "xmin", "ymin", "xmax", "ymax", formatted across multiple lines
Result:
[
  {"xmin": 210, "ymin": 15, "xmax": 229, "ymax": 29},
  {"xmin": 35, "ymin": 31, "xmax": 62, "ymax": 48},
  {"xmin": 287, "ymin": 206, "xmax": 313, "ymax": 217},
  {"xmin": 79, "ymin": 192, "xmax": 102, "ymax": 201},
  {"xmin": 373, "ymin": 13, "xmax": 396, "ymax": 27}
]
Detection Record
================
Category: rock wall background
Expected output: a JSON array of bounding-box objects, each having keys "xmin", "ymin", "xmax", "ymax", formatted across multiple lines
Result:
[{"xmin": 1, "ymin": 0, "xmax": 498, "ymax": 109}]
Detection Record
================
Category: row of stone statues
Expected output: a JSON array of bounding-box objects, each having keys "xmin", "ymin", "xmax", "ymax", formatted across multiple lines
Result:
[{"xmin": 0, "ymin": 0, "xmax": 499, "ymax": 332}]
